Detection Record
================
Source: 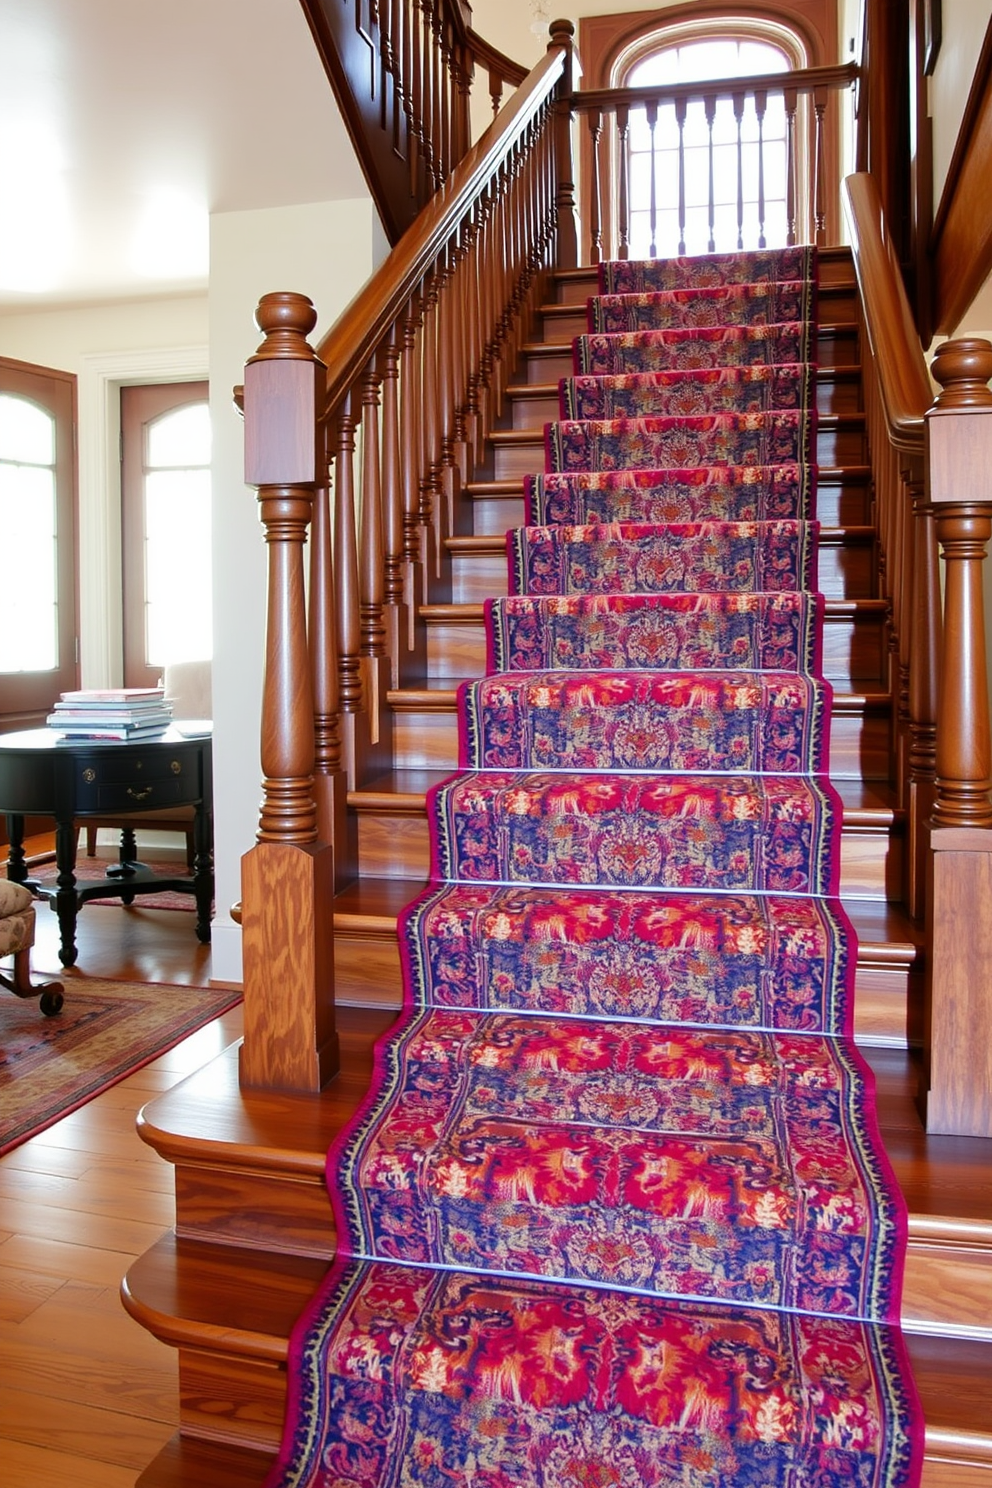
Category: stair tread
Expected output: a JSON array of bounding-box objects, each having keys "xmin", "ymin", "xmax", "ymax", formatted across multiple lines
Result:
[
  {"xmin": 333, "ymin": 876, "xmax": 919, "ymax": 967},
  {"xmin": 491, "ymin": 411, "xmax": 865, "ymax": 446},
  {"xmin": 124, "ymin": 1233, "xmax": 991, "ymax": 1455},
  {"xmin": 506, "ymin": 366, "xmax": 863, "ymax": 400},
  {"xmin": 350, "ymin": 767, "xmax": 899, "ymax": 817},
  {"xmin": 467, "ymin": 467, "xmax": 873, "ymax": 496},
  {"xmin": 139, "ymin": 1040, "xmax": 992, "ymax": 1241}
]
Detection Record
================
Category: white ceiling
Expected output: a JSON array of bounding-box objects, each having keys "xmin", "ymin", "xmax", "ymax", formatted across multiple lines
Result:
[{"xmin": 0, "ymin": 0, "xmax": 368, "ymax": 312}]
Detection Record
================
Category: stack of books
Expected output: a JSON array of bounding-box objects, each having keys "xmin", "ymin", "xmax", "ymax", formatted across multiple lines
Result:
[{"xmin": 47, "ymin": 687, "xmax": 174, "ymax": 741}]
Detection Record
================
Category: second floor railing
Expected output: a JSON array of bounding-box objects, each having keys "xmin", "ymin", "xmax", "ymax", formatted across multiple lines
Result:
[
  {"xmin": 299, "ymin": 0, "xmax": 527, "ymax": 242},
  {"xmin": 571, "ymin": 62, "xmax": 858, "ymax": 263}
]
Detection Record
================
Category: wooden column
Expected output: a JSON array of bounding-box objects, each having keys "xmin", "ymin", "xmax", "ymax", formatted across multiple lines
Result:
[
  {"xmin": 240, "ymin": 292, "xmax": 339, "ymax": 1093},
  {"xmin": 923, "ymin": 338, "xmax": 992, "ymax": 1136},
  {"xmin": 549, "ymin": 19, "xmax": 578, "ymax": 270}
]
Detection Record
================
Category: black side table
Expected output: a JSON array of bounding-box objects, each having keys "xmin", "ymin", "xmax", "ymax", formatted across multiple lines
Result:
[{"xmin": 0, "ymin": 728, "xmax": 213, "ymax": 967}]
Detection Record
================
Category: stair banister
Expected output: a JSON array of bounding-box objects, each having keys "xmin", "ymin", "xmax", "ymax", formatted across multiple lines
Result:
[
  {"xmin": 239, "ymin": 24, "xmax": 573, "ymax": 1092},
  {"xmin": 844, "ymin": 171, "xmax": 935, "ymax": 920},
  {"xmin": 241, "ymin": 292, "xmax": 340, "ymax": 1092},
  {"xmin": 845, "ymin": 173, "xmax": 992, "ymax": 1137}
]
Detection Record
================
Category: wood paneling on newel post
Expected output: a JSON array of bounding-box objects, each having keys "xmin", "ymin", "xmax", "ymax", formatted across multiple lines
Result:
[
  {"xmin": 922, "ymin": 338, "xmax": 992, "ymax": 1137},
  {"xmin": 240, "ymin": 292, "xmax": 339, "ymax": 1093}
]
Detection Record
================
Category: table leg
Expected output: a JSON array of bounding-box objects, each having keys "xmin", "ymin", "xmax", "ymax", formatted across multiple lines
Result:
[
  {"xmin": 193, "ymin": 802, "xmax": 213, "ymax": 944},
  {"xmin": 54, "ymin": 817, "xmax": 80, "ymax": 967},
  {"xmin": 5, "ymin": 814, "xmax": 27, "ymax": 883}
]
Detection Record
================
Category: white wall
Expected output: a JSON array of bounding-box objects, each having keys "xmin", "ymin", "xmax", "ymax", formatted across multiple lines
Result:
[
  {"xmin": 208, "ymin": 197, "xmax": 388, "ymax": 986},
  {"xmin": 930, "ymin": 0, "xmax": 992, "ymax": 207}
]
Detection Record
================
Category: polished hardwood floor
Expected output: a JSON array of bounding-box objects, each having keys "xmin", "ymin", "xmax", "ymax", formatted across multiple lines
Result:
[{"xmin": 1, "ymin": 842, "xmax": 242, "ymax": 1486}]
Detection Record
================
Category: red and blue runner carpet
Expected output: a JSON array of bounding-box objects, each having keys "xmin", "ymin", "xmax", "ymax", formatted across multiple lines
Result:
[{"xmin": 268, "ymin": 245, "xmax": 923, "ymax": 1487}]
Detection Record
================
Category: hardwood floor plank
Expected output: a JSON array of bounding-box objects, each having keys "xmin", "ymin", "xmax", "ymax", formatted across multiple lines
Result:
[
  {"xmin": 0, "ymin": 1233, "xmax": 147, "ymax": 1287},
  {"xmin": 1, "ymin": 1437, "xmax": 140, "ymax": 1488},
  {"xmin": 0, "ymin": 1383, "xmax": 174, "ymax": 1471},
  {"xmin": 0, "ymin": 1266, "xmax": 65, "ymax": 1323}
]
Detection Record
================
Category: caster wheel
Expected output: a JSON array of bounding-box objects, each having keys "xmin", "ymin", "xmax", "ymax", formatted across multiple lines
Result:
[{"xmin": 40, "ymin": 988, "xmax": 64, "ymax": 1017}]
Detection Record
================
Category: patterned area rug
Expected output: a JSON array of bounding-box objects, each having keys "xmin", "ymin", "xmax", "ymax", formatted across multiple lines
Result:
[
  {"xmin": 28, "ymin": 854, "xmax": 202, "ymax": 913},
  {"xmin": 268, "ymin": 248, "xmax": 923, "ymax": 1486},
  {"xmin": 0, "ymin": 976, "xmax": 241, "ymax": 1154}
]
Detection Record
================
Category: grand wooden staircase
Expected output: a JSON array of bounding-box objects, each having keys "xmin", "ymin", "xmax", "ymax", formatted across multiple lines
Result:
[{"xmin": 125, "ymin": 242, "xmax": 992, "ymax": 1487}]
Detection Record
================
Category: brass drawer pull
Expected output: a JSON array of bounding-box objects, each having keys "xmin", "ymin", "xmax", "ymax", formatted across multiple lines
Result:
[{"xmin": 126, "ymin": 786, "xmax": 153, "ymax": 801}]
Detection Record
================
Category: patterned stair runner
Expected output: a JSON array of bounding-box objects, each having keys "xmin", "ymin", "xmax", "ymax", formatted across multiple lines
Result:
[{"xmin": 268, "ymin": 247, "xmax": 922, "ymax": 1488}]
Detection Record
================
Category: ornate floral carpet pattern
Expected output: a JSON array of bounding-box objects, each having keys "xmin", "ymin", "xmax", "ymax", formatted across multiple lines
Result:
[{"xmin": 268, "ymin": 247, "xmax": 923, "ymax": 1486}]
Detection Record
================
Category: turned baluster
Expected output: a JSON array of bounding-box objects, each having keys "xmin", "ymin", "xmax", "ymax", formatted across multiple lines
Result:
[
  {"xmin": 927, "ymin": 339, "xmax": 992, "ymax": 831},
  {"xmin": 755, "ymin": 89, "xmax": 767, "ymax": 248},
  {"xmin": 813, "ymin": 85, "xmax": 828, "ymax": 245},
  {"xmin": 646, "ymin": 100, "xmax": 659, "ymax": 258},
  {"xmin": 310, "ymin": 426, "xmax": 352, "ymax": 887},
  {"xmin": 241, "ymin": 290, "xmax": 338, "ymax": 1092},
  {"xmin": 784, "ymin": 85, "xmax": 798, "ymax": 246},
  {"xmin": 488, "ymin": 65, "xmax": 504, "ymax": 119},
  {"xmin": 675, "ymin": 97, "xmax": 687, "ymax": 256},
  {"xmin": 359, "ymin": 361, "xmax": 386, "ymax": 665},
  {"xmin": 334, "ymin": 391, "xmax": 364, "ymax": 789},
  {"xmin": 588, "ymin": 109, "xmax": 603, "ymax": 264},
  {"xmin": 907, "ymin": 470, "xmax": 940, "ymax": 921},
  {"xmin": 704, "ymin": 93, "xmax": 717, "ymax": 254},
  {"xmin": 381, "ymin": 322, "xmax": 404, "ymax": 623},
  {"xmin": 733, "ymin": 92, "xmax": 745, "ymax": 251},
  {"xmin": 409, "ymin": 0, "xmax": 423, "ymax": 196},
  {"xmin": 616, "ymin": 103, "xmax": 630, "ymax": 261},
  {"xmin": 549, "ymin": 19, "xmax": 578, "ymax": 271}
]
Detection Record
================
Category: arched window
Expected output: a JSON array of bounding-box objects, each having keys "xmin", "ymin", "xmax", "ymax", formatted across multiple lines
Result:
[
  {"xmin": 121, "ymin": 383, "xmax": 212, "ymax": 688},
  {"xmin": 578, "ymin": 3, "xmax": 838, "ymax": 257},
  {"xmin": 0, "ymin": 359, "xmax": 77, "ymax": 725}
]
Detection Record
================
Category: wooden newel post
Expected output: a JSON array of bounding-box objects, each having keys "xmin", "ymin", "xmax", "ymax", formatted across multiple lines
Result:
[
  {"xmin": 549, "ymin": 19, "xmax": 578, "ymax": 271},
  {"xmin": 922, "ymin": 337, "xmax": 992, "ymax": 1136},
  {"xmin": 239, "ymin": 291, "xmax": 340, "ymax": 1093}
]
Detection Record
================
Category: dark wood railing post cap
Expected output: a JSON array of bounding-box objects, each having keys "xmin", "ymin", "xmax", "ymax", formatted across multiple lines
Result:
[
  {"xmin": 248, "ymin": 291, "xmax": 321, "ymax": 366},
  {"xmin": 244, "ymin": 292, "xmax": 325, "ymax": 488},
  {"xmin": 548, "ymin": 18, "xmax": 574, "ymax": 49},
  {"xmin": 930, "ymin": 338, "xmax": 992, "ymax": 412},
  {"xmin": 926, "ymin": 338, "xmax": 992, "ymax": 508}
]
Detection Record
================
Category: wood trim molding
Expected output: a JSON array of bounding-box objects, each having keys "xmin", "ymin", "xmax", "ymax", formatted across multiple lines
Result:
[
  {"xmin": 930, "ymin": 19, "xmax": 992, "ymax": 334},
  {"xmin": 578, "ymin": 1, "xmax": 837, "ymax": 91}
]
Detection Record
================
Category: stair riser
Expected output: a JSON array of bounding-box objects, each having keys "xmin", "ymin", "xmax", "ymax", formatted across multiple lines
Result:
[
  {"xmin": 541, "ymin": 294, "xmax": 859, "ymax": 342},
  {"xmin": 353, "ymin": 809, "xmax": 900, "ymax": 900},
  {"xmin": 178, "ymin": 1352, "xmax": 286, "ymax": 1453},
  {"xmin": 425, "ymin": 612, "xmax": 889, "ymax": 690},
  {"xmin": 529, "ymin": 330, "xmax": 860, "ymax": 381},
  {"xmin": 554, "ymin": 262, "xmax": 857, "ymax": 303},
  {"xmin": 334, "ymin": 927, "xmax": 919, "ymax": 1046},
  {"xmin": 509, "ymin": 376, "xmax": 861, "ymax": 429},
  {"xmin": 174, "ymin": 1166, "xmax": 336, "ymax": 1259},
  {"xmin": 390, "ymin": 702, "xmax": 891, "ymax": 779},
  {"xmin": 493, "ymin": 425, "xmax": 865, "ymax": 479},
  {"xmin": 471, "ymin": 478, "xmax": 873, "ymax": 534},
  {"xmin": 450, "ymin": 542, "xmax": 876, "ymax": 604}
]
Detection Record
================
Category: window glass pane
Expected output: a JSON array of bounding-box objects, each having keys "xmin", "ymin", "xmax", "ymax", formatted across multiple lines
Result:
[
  {"xmin": 143, "ymin": 468, "xmax": 212, "ymax": 666},
  {"xmin": 0, "ymin": 461, "xmax": 57, "ymax": 670},
  {"xmin": 0, "ymin": 393, "xmax": 54, "ymax": 465},
  {"xmin": 147, "ymin": 402, "xmax": 211, "ymax": 468}
]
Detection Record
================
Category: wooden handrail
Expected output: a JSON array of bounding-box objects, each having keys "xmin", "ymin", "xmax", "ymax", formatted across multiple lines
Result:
[
  {"xmin": 315, "ymin": 38, "xmax": 567, "ymax": 421},
  {"xmin": 573, "ymin": 61, "xmax": 858, "ymax": 114},
  {"xmin": 843, "ymin": 172, "xmax": 932, "ymax": 451}
]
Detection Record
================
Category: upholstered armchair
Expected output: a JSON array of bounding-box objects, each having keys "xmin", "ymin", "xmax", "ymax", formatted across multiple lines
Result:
[{"xmin": 0, "ymin": 879, "xmax": 64, "ymax": 1016}]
